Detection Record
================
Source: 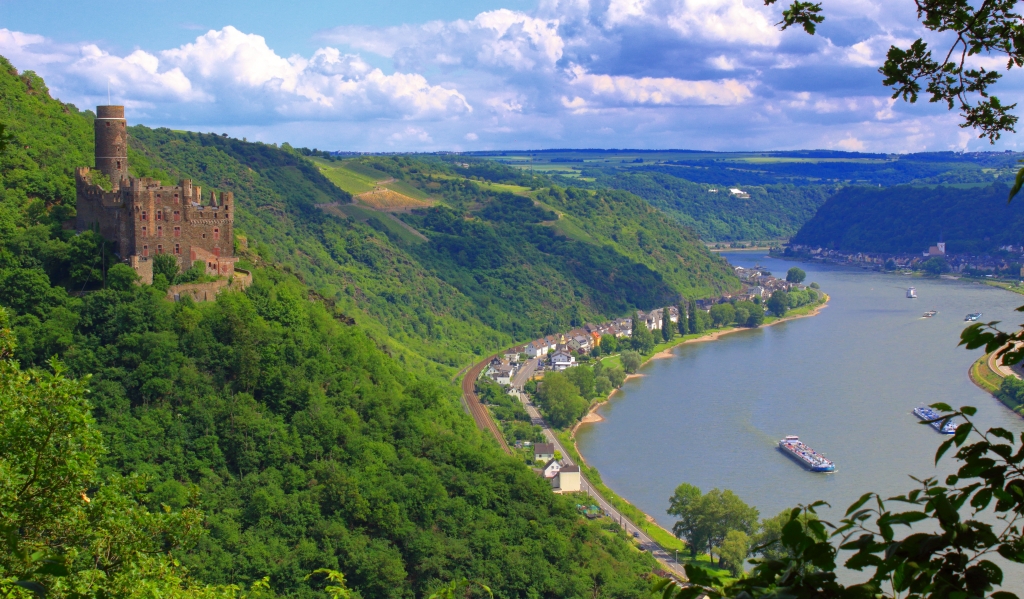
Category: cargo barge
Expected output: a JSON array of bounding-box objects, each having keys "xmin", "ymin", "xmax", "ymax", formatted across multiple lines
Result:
[
  {"xmin": 778, "ymin": 436, "xmax": 835, "ymax": 472},
  {"xmin": 913, "ymin": 406, "xmax": 958, "ymax": 434}
]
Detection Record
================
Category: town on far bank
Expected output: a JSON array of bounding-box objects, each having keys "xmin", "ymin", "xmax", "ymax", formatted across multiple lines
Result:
[{"xmin": 778, "ymin": 239, "xmax": 1024, "ymax": 284}]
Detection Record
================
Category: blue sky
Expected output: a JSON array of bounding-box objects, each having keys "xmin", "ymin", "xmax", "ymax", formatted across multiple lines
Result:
[{"xmin": 3, "ymin": 0, "xmax": 1022, "ymax": 152}]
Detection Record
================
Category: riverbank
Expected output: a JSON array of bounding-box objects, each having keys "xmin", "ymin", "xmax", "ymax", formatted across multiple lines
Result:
[{"xmin": 562, "ymin": 293, "xmax": 830, "ymax": 562}]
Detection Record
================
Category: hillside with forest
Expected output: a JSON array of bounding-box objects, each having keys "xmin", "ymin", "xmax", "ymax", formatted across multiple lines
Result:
[
  {"xmin": 0, "ymin": 55, "xmax": 738, "ymax": 598},
  {"xmin": 789, "ymin": 183, "xmax": 1024, "ymax": 254},
  {"xmin": 584, "ymin": 170, "xmax": 831, "ymax": 241},
  {"xmin": 472, "ymin": 150, "xmax": 1024, "ymax": 242}
]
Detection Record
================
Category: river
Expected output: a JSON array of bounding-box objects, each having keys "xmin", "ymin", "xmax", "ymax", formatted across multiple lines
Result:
[{"xmin": 575, "ymin": 252, "xmax": 1024, "ymax": 581}]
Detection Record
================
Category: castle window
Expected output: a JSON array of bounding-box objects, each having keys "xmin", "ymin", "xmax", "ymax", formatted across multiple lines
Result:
[
  {"xmin": 174, "ymin": 244, "xmax": 180, "ymax": 255},
  {"xmin": 173, "ymin": 211, "xmax": 180, "ymax": 221},
  {"xmin": 106, "ymin": 122, "xmax": 110, "ymax": 127},
  {"xmin": 157, "ymin": 226, "xmax": 163, "ymax": 237},
  {"xmin": 174, "ymin": 226, "xmax": 181, "ymax": 237},
  {"xmin": 141, "ymin": 211, "xmax": 147, "ymax": 221},
  {"xmin": 213, "ymin": 247, "xmax": 220, "ymax": 257},
  {"xmin": 213, "ymin": 228, "xmax": 220, "ymax": 240},
  {"xmin": 157, "ymin": 210, "xmax": 162, "ymax": 221},
  {"xmin": 157, "ymin": 245, "xmax": 163, "ymax": 254},
  {"xmin": 141, "ymin": 226, "xmax": 147, "ymax": 237},
  {"xmin": 143, "ymin": 245, "xmax": 149, "ymax": 257},
  {"xmin": 174, "ymin": 194, "xmax": 179, "ymax": 204},
  {"xmin": 202, "ymin": 233, "xmax": 206, "ymax": 239},
  {"xmin": 116, "ymin": 161, "xmax": 121, "ymax": 170}
]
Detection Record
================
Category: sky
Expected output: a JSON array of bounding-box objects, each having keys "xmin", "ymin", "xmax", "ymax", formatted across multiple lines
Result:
[{"xmin": 3, "ymin": 0, "xmax": 1023, "ymax": 152}]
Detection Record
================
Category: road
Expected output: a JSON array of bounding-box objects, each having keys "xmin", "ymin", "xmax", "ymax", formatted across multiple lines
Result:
[
  {"xmin": 519, "ymin": 394, "xmax": 687, "ymax": 579},
  {"xmin": 462, "ymin": 354, "xmax": 686, "ymax": 580}
]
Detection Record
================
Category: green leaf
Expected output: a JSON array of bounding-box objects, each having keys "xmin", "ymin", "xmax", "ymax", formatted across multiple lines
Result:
[
  {"xmin": 12, "ymin": 581, "xmax": 47, "ymax": 599},
  {"xmin": 1009, "ymin": 164, "xmax": 1024, "ymax": 203},
  {"xmin": 936, "ymin": 438, "xmax": 955, "ymax": 464}
]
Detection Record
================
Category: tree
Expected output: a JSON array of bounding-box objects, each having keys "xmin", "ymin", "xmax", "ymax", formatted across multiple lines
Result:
[
  {"xmin": 766, "ymin": 291, "xmax": 788, "ymax": 317},
  {"xmin": 534, "ymin": 371, "xmax": 588, "ymax": 428},
  {"xmin": 922, "ymin": 256, "xmax": 950, "ymax": 275},
  {"xmin": 662, "ymin": 309, "xmax": 674, "ymax": 342},
  {"xmin": 710, "ymin": 303, "xmax": 735, "ymax": 328},
  {"xmin": 668, "ymin": 483, "xmax": 759, "ymax": 565},
  {"xmin": 152, "ymin": 253, "xmax": 179, "ymax": 283},
  {"xmin": 786, "ymin": 267, "xmax": 806, "ymax": 284},
  {"xmin": 668, "ymin": 483, "xmax": 707, "ymax": 558},
  {"xmin": 595, "ymin": 375, "xmax": 612, "ymax": 396},
  {"xmin": 694, "ymin": 309, "xmax": 710, "ymax": 334},
  {"xmin": 718, "ymin": 530, "xmax": 750, "ymax": 577},
  {"xmin": 678, "ymin": 305, "xmax": 689, "ymax": 336},
  {"xmin": 600, "ymin": 334, "xmax": 618, "ymax": 353},
  {"xmin": 605, "ymin": 365, "xmax": 626, "ymax": 388},
  {"xmin": 0, "ymin": 307, "xmax": 225, "ymax": 598},
  {"xmin": 105, "ymin": 263, "xmax": 139, "ymax": 291},
  {"xmin": 565, "ymin": 364, "xmax": 596, "ymax": 399},
  {"xmin": 631, "ymin": 316, "xmax": 656, "ymax": 354},
  {"xmin": 688, "ymin": 300, "xmax": 698, "ymax": 334},
  {"xmin": 620, "ymin": 350, "xmax": 642, "ymax": 374}
]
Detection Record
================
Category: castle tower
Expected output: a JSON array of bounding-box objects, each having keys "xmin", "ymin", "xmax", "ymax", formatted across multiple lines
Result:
[{"xmin": 94, "ymin": 105, "xmax": 129, "ymax": 184}]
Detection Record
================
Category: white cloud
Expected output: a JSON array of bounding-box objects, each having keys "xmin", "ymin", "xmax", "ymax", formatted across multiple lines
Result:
[
  {"xmin": 323, "ymin": 9, "xmax": 564, "ymax": 72},
  {"xmin": 664, "ymin": 0, "xmax": 780, "ymax": 46},
  {"xmin": 708, "ymin": 54, "xmax": 737, "ymax": 70},
  {"xmin": 2, "ymin": 26, "xmax": 470, "ymax": 122},
  {"xmin": 834, "ymin": 135, "xmax": 866, "ymax": 151},
  {"xmin": 567, "ymin": 64, "xmax": 753, "ymax": 106},
  {"xmin": 1, "ymin": 0, "xmax": 1017, "ymax": 152}
]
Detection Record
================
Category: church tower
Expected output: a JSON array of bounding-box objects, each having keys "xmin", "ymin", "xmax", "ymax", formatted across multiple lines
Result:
[{"xmin": 94, "ymin": 105, "xmax": 129, "ymax": 185}]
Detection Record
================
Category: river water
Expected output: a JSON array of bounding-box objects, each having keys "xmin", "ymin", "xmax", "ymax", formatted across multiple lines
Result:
[{"xmin": 576, "ymin": 252, "xmax": 1024, "ymax": 582}]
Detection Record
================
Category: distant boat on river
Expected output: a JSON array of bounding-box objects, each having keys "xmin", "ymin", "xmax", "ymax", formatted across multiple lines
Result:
[
  {"xmin": 907, "ymin": 287, "xmax": 917, "ymax": 299},
  {"xmin": 913, "ymin": 406, "xmax": 958, "ymax": 434},
  {"xmin": 965, "ymin": 312, "xmax": 982, "ymax": 321},
  {"xmin": 778, "ymin": 436, "xmax": 835, "ymax": 472},
  {"xmin": 923, "ymin": 310, "xmax": 937, "ymax": 318}
]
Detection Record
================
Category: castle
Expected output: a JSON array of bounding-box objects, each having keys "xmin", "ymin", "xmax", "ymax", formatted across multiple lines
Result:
[{"xmin": 75, "ymin": 106, "xmax": 237, "ymax": 284}]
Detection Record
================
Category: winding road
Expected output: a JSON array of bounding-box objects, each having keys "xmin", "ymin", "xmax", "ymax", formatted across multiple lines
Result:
[{"xmin": 461, "ymin": 355, "xmax": 687, "ymax": 580}]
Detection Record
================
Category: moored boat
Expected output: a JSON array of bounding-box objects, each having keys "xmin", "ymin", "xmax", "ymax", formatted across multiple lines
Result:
[
  {"xmin": 913, "ymin": 406, "xmax": 958, "ymax": 434},
  {"xmin": 778, "ymin": 436, "xmax": 835, "ymax": 472},
  {"xmin": 907, "ymin": 287, "xmax": 917, "ymax": 298}
]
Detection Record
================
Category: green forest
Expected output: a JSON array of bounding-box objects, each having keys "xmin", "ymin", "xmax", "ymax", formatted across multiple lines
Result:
[
  {"xmin": 582, "ymin": 170, "xmax": 830, "ymax": 241},
  {"xmin": 0, "ymin": 56, "xmax": 743, "ymax": 598},
  {"xmin": 790, "ymin": 183, "xmax": 1024, "ymax": 254}
]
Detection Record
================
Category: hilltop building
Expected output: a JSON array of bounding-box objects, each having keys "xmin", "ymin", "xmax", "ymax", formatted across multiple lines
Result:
[{"xmin": 75, "ymin": 106, "xmax": 237, "ymax": 284}]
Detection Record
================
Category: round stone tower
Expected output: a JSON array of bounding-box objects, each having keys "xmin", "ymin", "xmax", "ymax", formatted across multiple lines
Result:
[{"xmin": 94, "ymin": 105, "xmax": 128, "ymax": 184}]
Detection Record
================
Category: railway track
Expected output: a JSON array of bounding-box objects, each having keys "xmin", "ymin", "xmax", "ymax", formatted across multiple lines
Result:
[{"xmin": 461, "ymin": 355, "xmax": 512, "ymax": 455}]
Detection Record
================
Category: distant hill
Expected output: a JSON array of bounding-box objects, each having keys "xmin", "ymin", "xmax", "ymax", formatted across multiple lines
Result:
[
  {"xmin": 479, "ymin": 150, "xmax": 1024, "ymax": 242},
  {"xmin": 586, "ymin": 170, "xmax": 831, "ymax": 241},
  {"xmin": 790, "ymin": 183, "xmax": 1024, "ymax": 254}
]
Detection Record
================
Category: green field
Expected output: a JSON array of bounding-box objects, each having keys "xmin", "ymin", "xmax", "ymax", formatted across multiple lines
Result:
[
  {"xmin": 313, "ymin": 159, "xmax": 377, "ymax": 194},
  {"xmin": 314, "ymin": 158, "xmax": 435, "ymax": 200},
  {"xmin": 320, "ymin": 203, "xmax": 427, "ymax": 245}
]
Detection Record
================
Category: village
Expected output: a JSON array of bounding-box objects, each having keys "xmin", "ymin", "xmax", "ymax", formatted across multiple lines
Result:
[
  {"xmin": 479, "ymin": 265, "xmax": 810, "ymax": 494},
  {"xmin": 780, "ymin": 241, "xmax": 1024, "ymax": 279}
]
